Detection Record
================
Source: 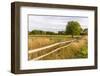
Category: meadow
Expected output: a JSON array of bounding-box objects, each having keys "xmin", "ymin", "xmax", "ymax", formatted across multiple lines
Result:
[
  {"xmin": 28, "ymin": 35, "xmax": 74, "ymax": 50},
  {"xmin": 28, "ymin": 35, "xmax": 87, "ymax": 60},
  {"xmin": 39, "ymin": 36, "xmax": 88, "ymax": 60}
]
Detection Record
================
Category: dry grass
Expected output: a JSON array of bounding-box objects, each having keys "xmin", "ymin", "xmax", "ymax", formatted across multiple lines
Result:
[
  {"xmin": 28, "ymin": 35, "xmax": 88, "ymax": 60},
  {"xmin": 39, "ymin": 36, "xmax": 88, "ymax": 60},
  {"xmin": 28, "ymin": 37, "xmax": 54, "ymax": 50},
  {"xmin": 28, "ymin": 35, "xmax": 73, "ymax": 50},
  {"xmin": 28, "ymin": 40, "xmax": 71, "ymax": 60}
]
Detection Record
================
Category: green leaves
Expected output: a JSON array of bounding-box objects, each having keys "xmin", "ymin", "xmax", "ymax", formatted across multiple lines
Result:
[{"xmin": 66, "ymin": 21, "xmax": 82, "ymax": 38}]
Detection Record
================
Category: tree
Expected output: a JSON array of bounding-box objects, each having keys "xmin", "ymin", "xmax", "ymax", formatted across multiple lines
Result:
[
  {"xmin": 80, "ymin": 28, "xmax": 88, "ymax": 35},
  {"xmin": 29, "ymin": 30, "xmax": 46, "ymax": 35},
  {"xmin": 66, "ymin": 21, "xmax": 81, "ymax": 38},
  {"xmin": 83, "ymin": 28, "xmax": 88, "ymax": 35},
  {"xmin": 83, "ymin": 28, "xmax": 88, "ymax": 34},
  {"xmin": 58, "ymin": 31, "xmax": 65, "ymax": 35},
  {"xmin": 29, "ymin": 30, "xmax": 57, "ymax": 35}
]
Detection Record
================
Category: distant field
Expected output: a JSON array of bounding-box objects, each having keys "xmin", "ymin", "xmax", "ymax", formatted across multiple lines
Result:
[{"xmin": 28, "ymin": 35, "xmax": 75, "ymax": 50}]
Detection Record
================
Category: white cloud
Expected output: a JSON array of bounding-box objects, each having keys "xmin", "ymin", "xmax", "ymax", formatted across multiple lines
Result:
[{"xmin": 29, "ymin": 15, "xmax": 88, "ymax": 32}]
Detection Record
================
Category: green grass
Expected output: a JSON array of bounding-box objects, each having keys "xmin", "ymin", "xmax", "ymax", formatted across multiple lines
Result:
[{"xmin": 76, "ymin": 46, "xmax": 88, "ymax": 58}]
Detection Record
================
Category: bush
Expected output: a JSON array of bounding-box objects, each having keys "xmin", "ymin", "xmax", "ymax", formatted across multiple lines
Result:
[{"xmin": 76, "ymin": 46, "xmax": 88, "ymax": 58}]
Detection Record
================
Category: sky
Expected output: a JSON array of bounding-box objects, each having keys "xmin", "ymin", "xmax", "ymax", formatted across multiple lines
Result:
[{"xmin": 28, "ymin": 15, "xmax": 88, "ymax": 33}]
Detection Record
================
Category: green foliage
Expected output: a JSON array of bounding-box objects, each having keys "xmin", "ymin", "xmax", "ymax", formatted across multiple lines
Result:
[
  {"xmin": 29, "ymin": 30, "xmax": 45, "ymax": 35},
  {"xmin": 66, "ymin": 21, "xmax": 82, "ymax": 38},
  {"xmin": 29, "ymin": 30, "xmax": 57, "ymax": 35},
  {"xmin": 76, "ymin": 46, "xmax": 88, "ymax": 58},
  {"xmin": 46, "ymin": 31, "xmax": 57, "ymax": 35},
  {"xmin": 58, "ymin": 31, "xmax": 65, "ymax": 35},
  {"xmin": 80, "ymin": 28, "xmax": 88, "ymax": 35}
]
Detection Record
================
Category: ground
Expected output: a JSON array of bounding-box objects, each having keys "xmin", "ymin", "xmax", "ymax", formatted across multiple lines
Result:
[{"xmin": 28, "ymin": 35, "xmax": 88, "ymax": 60}]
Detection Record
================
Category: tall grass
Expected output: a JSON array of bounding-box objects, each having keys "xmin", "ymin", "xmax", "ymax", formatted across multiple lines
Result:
[
  {"xmin": 28, "ymin": 41, "xmax": 71, "ymax": 60},
  {"xmin": 28, "ymin": 35, "xmax": 73, "ymax": 50},
  {"xmin": 39, "ymin": 36, "xmax": 88, "ymax": 60}
]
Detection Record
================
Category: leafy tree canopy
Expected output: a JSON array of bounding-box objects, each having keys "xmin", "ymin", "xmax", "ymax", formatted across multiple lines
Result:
[{"xmin": 66, "ymin": 21, "xmax": 82, "ymax": 38}]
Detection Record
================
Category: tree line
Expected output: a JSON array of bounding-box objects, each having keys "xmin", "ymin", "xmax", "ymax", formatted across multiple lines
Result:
[{"xmin": 29, "ymin": 21, "xmax": 88, "ymax": 37}]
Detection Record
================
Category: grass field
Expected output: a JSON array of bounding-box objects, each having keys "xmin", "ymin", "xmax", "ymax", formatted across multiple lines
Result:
[
  {"xmin": 28, "ymin": 35, "xmax": 88, "ymax": 60},
  {"xmin": 39, "ymin": 36, "xmax": 88, "ymax": 60},
  {"xmin": 28, "ymin": 35, "xmax": 74, "ymax": 50}
]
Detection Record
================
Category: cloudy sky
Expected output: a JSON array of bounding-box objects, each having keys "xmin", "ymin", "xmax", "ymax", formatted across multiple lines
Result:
[{"xmin": 28, "ymin": 15, "xmax": 88, "ymax": 33}]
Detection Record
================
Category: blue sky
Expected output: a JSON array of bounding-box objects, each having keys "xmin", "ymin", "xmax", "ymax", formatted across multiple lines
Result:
[{"xmin": 28, "ymin": 15, "xmax": 88, "ymax": 33}]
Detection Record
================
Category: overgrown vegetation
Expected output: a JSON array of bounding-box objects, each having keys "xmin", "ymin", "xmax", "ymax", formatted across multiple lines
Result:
[{"xmin": 38, "ymin": 36, "xmax": 88, "ymax": 60}]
